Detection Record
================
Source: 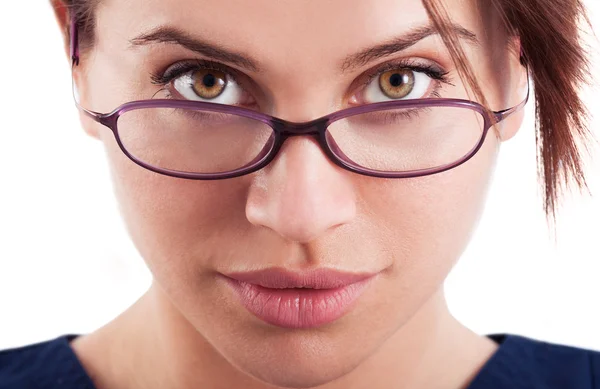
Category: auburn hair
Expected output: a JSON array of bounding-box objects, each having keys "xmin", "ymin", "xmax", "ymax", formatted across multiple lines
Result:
[{"xmin": 56, "ymin": 0, "xmax": 593, "ymax": 222}]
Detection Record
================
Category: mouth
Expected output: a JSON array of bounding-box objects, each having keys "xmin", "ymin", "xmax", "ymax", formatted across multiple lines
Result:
[{"xmin": 220, "ymin": 268, "xmax": 380, "ymax": 329}]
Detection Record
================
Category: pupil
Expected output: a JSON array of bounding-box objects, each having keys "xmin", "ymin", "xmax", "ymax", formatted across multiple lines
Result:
[
  {"xmin": 203, "ymin": 74, "xmax": 216, "ymax": 88},
  {"xmin": 389, "ymin": 73, "xmax": 404, "ymax": 87}
]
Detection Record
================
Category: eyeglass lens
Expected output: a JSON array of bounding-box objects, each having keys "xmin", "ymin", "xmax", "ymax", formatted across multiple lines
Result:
[{"xmin": 116, "ymin": 105, "xmax": 484, "ymax": 174}]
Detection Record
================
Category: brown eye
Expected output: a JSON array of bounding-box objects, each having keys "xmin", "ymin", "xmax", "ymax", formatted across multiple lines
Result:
[
  {"xmin": 191, "ymin": 69, "xmax": 227, "ymax": 99},
  {"xmin": 378, "ymin": 69, "xmax": 415, "ymax": 99}
]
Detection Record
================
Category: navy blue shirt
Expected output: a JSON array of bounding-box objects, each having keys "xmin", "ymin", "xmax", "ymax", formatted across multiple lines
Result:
[{"xmin": 1, "ymin": 333, "xmax": 599, "ymax": 388}]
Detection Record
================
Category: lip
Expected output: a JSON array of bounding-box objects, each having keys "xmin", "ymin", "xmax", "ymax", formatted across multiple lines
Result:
[
  {"xmin": 220, "ymin": 268, "xmax": 379, "ymax": 328},
  {"xmin": 222, "ymin": 268, "xmax": 377, "ymax": 289}
]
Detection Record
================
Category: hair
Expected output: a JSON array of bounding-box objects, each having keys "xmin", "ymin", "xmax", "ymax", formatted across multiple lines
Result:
[{"xmin": 57, "ymin": 0, "xmax": 594, "ymax": 223}]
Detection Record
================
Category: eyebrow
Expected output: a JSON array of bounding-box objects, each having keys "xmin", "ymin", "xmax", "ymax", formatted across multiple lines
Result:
[
  {"xmin": 129, "ymin": 23, "xmax": 479, "ymax": 75},
  {"xmin": 130, "ymin": 26, "xmax": 261, "ymax": 72},
  {"xmin": 340, "ymin": 24, "xmax": 479, "ymax": 72}
]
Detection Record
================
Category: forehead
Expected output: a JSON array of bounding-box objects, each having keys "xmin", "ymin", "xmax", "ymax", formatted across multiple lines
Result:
[{"xmin": 96, "ymin": 0, "xmax": 482, "ymax": 69}]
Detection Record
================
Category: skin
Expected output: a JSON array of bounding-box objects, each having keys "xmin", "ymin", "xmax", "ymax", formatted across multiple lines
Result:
[{"xmin": 51, "ymin": 0, "xmax": 528, "ymax": 388}]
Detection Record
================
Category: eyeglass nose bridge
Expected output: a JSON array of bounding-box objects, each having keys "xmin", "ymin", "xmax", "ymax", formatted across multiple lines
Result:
[
  {"xmin": 273, "ymin": 117, "xmax": 329, "ymax": 138},
  {"xmin": 266, "ymin": 117, "xmax": 350, "ymax": 171}
]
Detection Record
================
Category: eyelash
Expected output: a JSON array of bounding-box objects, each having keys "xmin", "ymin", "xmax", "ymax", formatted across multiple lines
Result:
[
  {"xmin": 149, "ymin": 58, "xmax": 453, "ymax": 98},
  {"xmin": 361, "ymin": 59, "xmax": 452, "ymax": 92},
  {"xmin": 151, "ymin": 59, "xmax": 240, "ymax": 86}
]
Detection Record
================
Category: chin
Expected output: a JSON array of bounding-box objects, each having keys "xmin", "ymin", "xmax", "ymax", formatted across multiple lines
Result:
[{"xmin": 228, "ymin": 348, "xmax": 363, "ymax": 389}]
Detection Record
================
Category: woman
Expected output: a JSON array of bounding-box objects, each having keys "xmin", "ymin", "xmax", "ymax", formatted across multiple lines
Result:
[{"xmin": 1, "ymin": 0, "xmax": 598, "ymax": 388}]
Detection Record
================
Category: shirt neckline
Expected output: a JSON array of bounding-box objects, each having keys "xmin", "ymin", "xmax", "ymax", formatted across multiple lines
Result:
[{"xmin": 465, "ymin": 333, "xmax": 535, "ymax": 389}]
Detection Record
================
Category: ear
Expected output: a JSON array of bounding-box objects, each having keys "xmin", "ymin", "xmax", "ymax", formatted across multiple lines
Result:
[
  {"xmin": 50, "ymin": 0, "xmax": 71, "ymax": 63},
  {"xmin": 498, "ymin": 38, "xmax": 529, "ymax": 142},
  {"xmin": 49, "ymin": 0, "xmax": 101, "ymax": 140}
]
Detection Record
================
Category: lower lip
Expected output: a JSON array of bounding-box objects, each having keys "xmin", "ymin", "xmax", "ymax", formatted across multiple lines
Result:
[{"xmin": 222, "ymin": 275, "xmax": 375, "ymax": 329}]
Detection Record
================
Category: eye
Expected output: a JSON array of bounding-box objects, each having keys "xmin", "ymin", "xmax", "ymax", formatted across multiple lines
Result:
[
  {"xmin": 152, "ymin": 60, "xmax": 256, "ymax": 106},
  {"xmin": 173, "ymin": 68, "xmax": 251, "ymax": 105},
  {"xmin": 365, "ymin": 68, "xmax": 431, "ymax": 102},
  {"xmin": 350, "ymin": 61, "xmax": 450, "ymax": 105},
  {"xmin": 186, "ymin": 68, "xmax": 227, "ymax": 99}
]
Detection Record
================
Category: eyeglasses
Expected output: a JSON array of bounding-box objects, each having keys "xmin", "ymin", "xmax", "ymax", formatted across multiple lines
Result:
[{"xmin": 70, "ymin": 19, "xmax": 529, "ymax": 181}]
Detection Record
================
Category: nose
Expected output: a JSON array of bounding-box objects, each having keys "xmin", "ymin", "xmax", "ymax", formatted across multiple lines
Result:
[{"xmin": 245, "ymin": 134, "xmax": 357, "ymax": 243}]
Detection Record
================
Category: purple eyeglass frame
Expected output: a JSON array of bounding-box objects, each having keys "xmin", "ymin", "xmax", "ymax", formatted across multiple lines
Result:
[{"xmin": 70, "ymin": 17, "xmax": 530, "ymax": 180}]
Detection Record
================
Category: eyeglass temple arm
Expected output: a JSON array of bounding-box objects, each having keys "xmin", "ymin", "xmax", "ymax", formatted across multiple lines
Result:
[
  {"xmin": 75, "ymin": 97, "xmax": 105, "ymax": 123},
  {"xmin": 70, "ymin": 70, "xmax": 105, "ymax": 123},
  {"xmin": 493, "ymin": 53, "xmax": 531, "ymax": 123},
  {"xmin": 70, "ymin": 16, "xmax": 106, "ymax": 124},
  {"xmin": 70, "ymin": 14, "xmax": 79, "ymax": 67}
]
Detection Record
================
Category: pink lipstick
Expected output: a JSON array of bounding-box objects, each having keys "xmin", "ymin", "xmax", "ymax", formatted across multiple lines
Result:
[{"xmin": 221, "ymin": 268, "xmax": 378, "ymax": 328}]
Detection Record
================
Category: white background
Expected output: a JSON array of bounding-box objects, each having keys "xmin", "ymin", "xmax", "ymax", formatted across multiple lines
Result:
[{"xmin": 0, "ymin": 2, "xmax": 599, "ymax": 351}]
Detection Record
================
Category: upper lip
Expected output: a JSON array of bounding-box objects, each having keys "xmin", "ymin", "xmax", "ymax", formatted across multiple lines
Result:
[{"xmin": 222, "ymin": 268, "xmax": 379, "ymax": 289}]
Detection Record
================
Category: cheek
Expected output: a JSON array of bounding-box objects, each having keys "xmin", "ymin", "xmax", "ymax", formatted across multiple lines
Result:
[
  {"xmin": 361, "ymin": 130, "xmax": 499, "ymax": 299},
  {"xmin": 97, "ymin": 129, "xmax": 251, "ymax": 275}
]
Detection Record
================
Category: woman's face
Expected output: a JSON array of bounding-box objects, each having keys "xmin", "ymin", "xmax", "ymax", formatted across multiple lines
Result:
[{"xmin": 72, "ymin": 0, "xmax": 524, "ymax": 386}]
